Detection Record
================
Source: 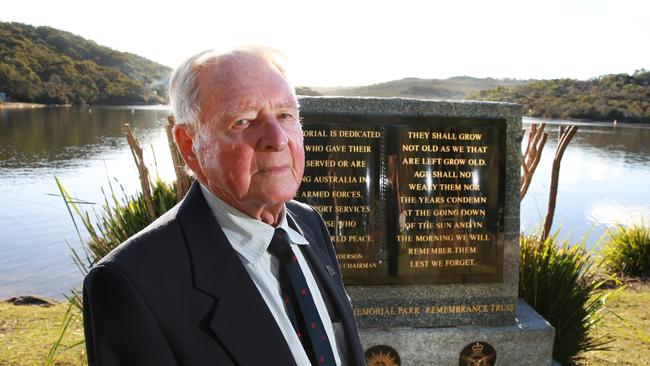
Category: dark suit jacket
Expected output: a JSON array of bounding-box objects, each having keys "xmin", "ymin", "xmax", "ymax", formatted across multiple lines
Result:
[{"xmin": 83, "ymin": 182, "xmax": 365, "ymax": 365}]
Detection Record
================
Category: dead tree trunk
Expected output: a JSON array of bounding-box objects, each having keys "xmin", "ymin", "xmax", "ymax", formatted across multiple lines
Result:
[
  {"xmin": 124, "ymin": 123, "xmax": 156, "ymax": 219},
  {"xmin": 542, "ymin": 125, "xmax": 578, "ymax": 241}
]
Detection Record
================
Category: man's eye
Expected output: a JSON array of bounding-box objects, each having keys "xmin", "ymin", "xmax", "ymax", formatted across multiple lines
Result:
[
  {"xmin": 278, "ymin": 113, "xmax": 293, "ymax": 120},
  {"xmin": 233, "ymin": 119, "xmax": 250, "ymax": 127}
]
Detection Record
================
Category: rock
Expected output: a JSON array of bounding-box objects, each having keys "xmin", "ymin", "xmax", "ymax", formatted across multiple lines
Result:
[{"xmin": 5, "ymin": 295, "xmax": 56, "ymax": 307}]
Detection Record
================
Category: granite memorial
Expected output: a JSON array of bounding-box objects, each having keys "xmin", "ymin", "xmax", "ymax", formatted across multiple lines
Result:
[{"xmin": 296, "ymin": 97, "xmax": 556, "ymax": 365}]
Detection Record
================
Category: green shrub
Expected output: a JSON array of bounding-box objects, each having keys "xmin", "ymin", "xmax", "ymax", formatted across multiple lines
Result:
[
  {"xmin": 56, "ymin": 176, "xmax": 179, "ymax": 270},
  {"xmin": 519, "ymin": 233, "xmax": 611, "ymax": 364},
  {"xmin": 85, "ymin": 178, "xmax": 178, "ymax": 262},
  {"xmin": 600, "ymin": 222, "xmax": 650, "ymax": 277}
]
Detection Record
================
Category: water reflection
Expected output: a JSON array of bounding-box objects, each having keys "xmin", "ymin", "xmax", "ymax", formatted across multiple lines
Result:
[
  {"xmin": 0, "ymin": 106, "xmax": 174, "ymax": 299},
  {"xmin": 587, "ymin": 202, "xmax": 650, "ymax": 229},
  {"xmin": 0, "ymin": 106, "xmax": 170, "ymax": 170},
  {"xmin": 521, "ymin": 117, "xmax": 650, "ymax": 244},
  {"xmin": 527, "ymin": 118, "xmax": 650, "ymax": 164}
]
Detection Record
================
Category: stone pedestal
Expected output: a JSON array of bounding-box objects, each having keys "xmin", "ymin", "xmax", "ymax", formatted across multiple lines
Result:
[{"xmin": 360, "ymin": 300, "xmax": 555, "ymax": 365}]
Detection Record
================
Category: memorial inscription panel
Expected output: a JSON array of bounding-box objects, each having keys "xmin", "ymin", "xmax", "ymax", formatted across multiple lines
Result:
[
  {"xmin": 295, "ymin": 125, "xmax": 386, "ymax": 281},
  {"xmin": 297, "ymin": 116, "xmax": 505, "ymax": 285}
]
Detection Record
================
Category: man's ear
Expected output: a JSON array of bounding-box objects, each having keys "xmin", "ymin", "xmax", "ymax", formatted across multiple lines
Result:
[{"xmin": 173, "ymin": 124, "xmax": 205, "ymax": 182}]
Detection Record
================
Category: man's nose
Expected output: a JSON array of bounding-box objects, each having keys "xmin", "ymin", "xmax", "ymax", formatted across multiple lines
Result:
[{"xmin": 257, "ymin": 114, "xmax": 289, "ymax": 151}]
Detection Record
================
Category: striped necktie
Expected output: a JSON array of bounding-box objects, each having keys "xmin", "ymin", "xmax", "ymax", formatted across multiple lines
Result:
[{"xmin": 268, "ymin": 228, "xmax": 336, "ymax": 366}]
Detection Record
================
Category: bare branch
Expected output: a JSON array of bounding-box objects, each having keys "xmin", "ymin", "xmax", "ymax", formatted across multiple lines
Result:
[
  {"xmin": 165, "ymin": 114, "xmax": 192, "ymax": 201},
  {"xmin": 520, "ymin": 123, "xmax": 548, "ymax": 199}
]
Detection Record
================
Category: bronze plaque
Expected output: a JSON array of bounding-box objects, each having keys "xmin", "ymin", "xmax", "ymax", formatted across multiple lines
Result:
[
  {"xmin": 365, "ymin": 345, "xmax": 401, "ymax": 366},
  {"xmin": 296, "ymin": 124, "xmax": 386, "ymax": 280},
  {"xmin": 297, "ymin": 115, "xmax": 505, "ymax": 284},
  {"xmin": 459, "ymin": 342, "xmax": 496, "ymax": 366},
  {"xmin": 391, "ymin": 122, "xmax": 504, "ymax": 283}
]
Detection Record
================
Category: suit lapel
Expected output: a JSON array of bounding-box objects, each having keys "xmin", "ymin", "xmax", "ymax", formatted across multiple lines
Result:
[
  {"xmin": 177, "ymin": 182, "xmax": 296, "ymax": 366},
  {"xmin": 209, "ymin": 258, "xmax": 297, "ymax": 366}
]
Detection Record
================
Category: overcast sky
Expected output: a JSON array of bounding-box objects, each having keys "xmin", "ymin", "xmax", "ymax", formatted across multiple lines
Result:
[{"xmin": 3, "ymin": 0, "xmax": 649, "ymax": 86}]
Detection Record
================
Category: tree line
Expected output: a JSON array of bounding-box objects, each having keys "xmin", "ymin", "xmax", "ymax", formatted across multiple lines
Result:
[
  {"xmin": 469, "ymin": 70, "xmax": 650, "ymax": 122},
  {"xmin": 0, "ymin": 22, "xmax": 171, "ymax": 105}
]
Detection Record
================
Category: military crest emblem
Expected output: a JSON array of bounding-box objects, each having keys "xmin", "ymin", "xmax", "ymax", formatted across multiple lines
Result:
[
  {"xmin": 459, "ymin": 341, "xmax": 497, "ymax": 366},
  {"xmin": 365, "ymin": 345, "xmax": 401, "ymax": 366}
]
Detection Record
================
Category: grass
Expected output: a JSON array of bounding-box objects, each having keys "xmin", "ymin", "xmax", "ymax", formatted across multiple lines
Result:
[
  {"xmin": 0, "ymin": 302, "xmax": 85, "ymax": 365},
  {"xmin": 579, "ymin": 282, "xmax": 650, "ymax": 365},
  {"xmin": 2, "ymin": 285, "xmax": 648, "ymax": 365}
]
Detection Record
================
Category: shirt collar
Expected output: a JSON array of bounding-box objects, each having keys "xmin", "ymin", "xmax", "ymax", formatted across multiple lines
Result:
[{"xmin": 199, "ymin": 184, "xmax": 309, "ymax": 264}]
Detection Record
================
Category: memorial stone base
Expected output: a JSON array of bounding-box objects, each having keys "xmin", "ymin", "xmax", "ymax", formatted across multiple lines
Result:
[{"xmin": 360, "ymin": 300, "xmax": 555, "ymax": 366}]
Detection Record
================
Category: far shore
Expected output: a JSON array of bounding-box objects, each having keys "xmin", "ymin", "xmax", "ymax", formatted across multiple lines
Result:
[
  {"xmin": 0, "ymin": 102, "xmax": 648, "ymax": 124},
  {"xmin": 0, "ymin": 102, "xmax": 170, "ymax": 110},
  {"xmin": 0, "ymin": 102, "xmax": 48, "ymax": 109}
]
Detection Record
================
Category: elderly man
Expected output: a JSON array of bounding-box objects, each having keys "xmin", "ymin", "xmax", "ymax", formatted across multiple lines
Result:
[{"xmin": 82, "ymin": 48, "xmax": 365, "ymax": 366}]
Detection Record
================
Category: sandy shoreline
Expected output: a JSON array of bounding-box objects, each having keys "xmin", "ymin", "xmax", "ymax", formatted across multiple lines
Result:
[{"xmin": 0, "ymin": 102, "xmax": 48, "ymax": 109}]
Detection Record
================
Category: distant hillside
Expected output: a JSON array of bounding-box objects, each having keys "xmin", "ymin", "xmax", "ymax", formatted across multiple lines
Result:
[
  {"xmin": 469, "ymin": 71, "xmax": 650, "ymax": 122},
  {"xmin": 311, "ymin": 76, "xmax": 533, "ymax": 99},
  {"xmin": 295, "ymin": 86, "xmax": 322, "ymax": 96},
  {"xmin": 0, "ymin": 22, "xmax": 171, "ymax": 105}
]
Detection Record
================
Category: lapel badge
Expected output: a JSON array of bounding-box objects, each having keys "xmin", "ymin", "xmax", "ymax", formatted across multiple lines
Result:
[{"xmin": 325, "ymin": 264, "xmax": 336, "ymax": 276}]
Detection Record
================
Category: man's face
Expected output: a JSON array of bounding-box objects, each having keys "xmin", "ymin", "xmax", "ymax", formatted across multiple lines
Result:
[{"xmin": 190, "ymin": 55, "xmax": 304, "ymax": 212}]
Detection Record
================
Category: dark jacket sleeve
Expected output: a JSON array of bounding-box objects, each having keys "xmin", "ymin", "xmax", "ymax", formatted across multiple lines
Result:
[{"xmin": 83, "ymin": 264, "xmax": 178, "ymax": 366}]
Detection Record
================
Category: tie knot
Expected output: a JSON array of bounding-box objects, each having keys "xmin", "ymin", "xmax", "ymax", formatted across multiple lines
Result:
[{"xmin": 268, "ymin": 228, "xmax": 292, "ymax": 258}]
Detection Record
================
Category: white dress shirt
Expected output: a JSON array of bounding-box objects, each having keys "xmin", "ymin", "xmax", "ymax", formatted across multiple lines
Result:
[{"xmin": 199, "ymin": 184, "xmax": 342, "ymax": 366}]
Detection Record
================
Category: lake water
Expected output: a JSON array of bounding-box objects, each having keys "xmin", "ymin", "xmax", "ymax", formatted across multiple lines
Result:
[{"xmin": 1, "ymin": 106, "xmax": 649, "ymax": 299}]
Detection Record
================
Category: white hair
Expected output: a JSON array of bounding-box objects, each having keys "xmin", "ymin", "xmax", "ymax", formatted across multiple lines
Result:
[{"xmin": 168, "ymin": 47, "xmax": 291, "ymax": 127}]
